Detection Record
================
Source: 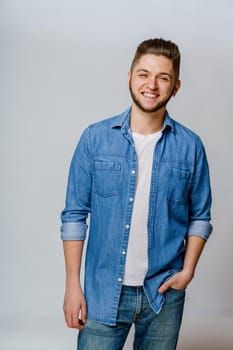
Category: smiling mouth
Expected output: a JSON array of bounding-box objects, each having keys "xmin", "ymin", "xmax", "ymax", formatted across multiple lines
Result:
[{"xmin": 142, "ymin": 92, "xmax": 159, "ymax": 98}]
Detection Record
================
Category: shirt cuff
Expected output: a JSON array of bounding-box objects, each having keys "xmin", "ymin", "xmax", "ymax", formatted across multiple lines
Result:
[
  {"xmin": 60, "ymin": 222, "xmax": 88, "ymax": 240},
  {"xmin": 187, "ymin": 220, "xmax": 213, "ymax": 241}
]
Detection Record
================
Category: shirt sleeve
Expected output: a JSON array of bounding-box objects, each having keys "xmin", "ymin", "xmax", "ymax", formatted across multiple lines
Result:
[
  {"xmin": 60, "ymin": 127, "xmax": 92, "ymax": 241},
  {"xmin": 187, "ymin": 138, "xmax": 213, "ymax": 240}
]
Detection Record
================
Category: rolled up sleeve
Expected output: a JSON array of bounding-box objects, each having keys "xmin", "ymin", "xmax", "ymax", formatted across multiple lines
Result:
[
  {"xmin": 187, "ymin": 220, "xmax": 213, "ymax": 240},
  {"xmin": 60, "ymin": 222, "xmax": 88, "ymax": 240},
  {"xmin": 60, "ymin": 127, "xmax": 92, "ymax": 241},
  {"xmin": 188, "ymin": 138, "xmax": 213, "ymax": 240}
]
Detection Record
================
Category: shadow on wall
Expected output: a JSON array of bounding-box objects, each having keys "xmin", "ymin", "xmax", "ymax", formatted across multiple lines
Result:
[
  {"xmin": 178, "ymin": 343, "xmax": 233, "ymax": 350},
  {"xmin": 123, "ymin": 317, "xmax": 233, "ymax": 350},
  {"xmin": 177, "ymin": 316, "xmax": 233, "ymax": 350}
]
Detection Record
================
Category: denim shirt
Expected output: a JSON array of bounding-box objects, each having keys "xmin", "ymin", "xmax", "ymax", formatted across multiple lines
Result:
[{"xmin": 61, "ymin": 107, "xmax": 212, "ymax": 326}]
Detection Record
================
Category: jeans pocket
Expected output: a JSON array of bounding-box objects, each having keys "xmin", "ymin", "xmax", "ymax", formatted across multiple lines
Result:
[
  {"xmin": 165, "ymin": 287, "xmax": 186, "ymax": 307},
  {"xmin": 168, "ymin": 286, "xmax": 186, "ymax": 292}
]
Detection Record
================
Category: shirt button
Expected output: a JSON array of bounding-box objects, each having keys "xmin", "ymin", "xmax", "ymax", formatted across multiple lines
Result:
[
  {"xmin": 131, "ymin": 170, "xmax": 136, "ymax": 175},
  {"xmin": 122, "ymin": 251, "xmax": 126, "ymax": 255},
  {"xmin": 118, "ymin": 278, "xmax": 122, "ymax": 282},
  {"xmin": 129, "ymin": 197, "xmax": 134, "ymax": 202},
  {"xmin": 125, "ymin": 224, "xmax": 130, "ymax": 229}
]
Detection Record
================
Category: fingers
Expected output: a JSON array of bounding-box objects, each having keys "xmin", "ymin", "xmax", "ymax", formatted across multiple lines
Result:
[
  {"xmin": 158, "ymin": 280, "xmax": 172, "ymax": 294},
  {"xmin": 158, "ymin": 272, "xmax": 190, "ymax": 294},
  {"xmin": 71, "ymin": 313, "xmax": 81, "ymax": 329},
  {"xmin": 158, "ymin": 274, "xmax": 179, "ymax": 293},
  {"xmin": 81, "ymin": 303, "xmax": 87, "ymax": 325},
  {"xmin": 64, "ymin": 301, "xmax": 87, "ymax": 330},
  {"xmin": 65, "ymin": 311, "xmax": 86, "ymax": 330},
  {"xmin": 63, "ymin": 287, "xmax": 87, "ymax": 330}
]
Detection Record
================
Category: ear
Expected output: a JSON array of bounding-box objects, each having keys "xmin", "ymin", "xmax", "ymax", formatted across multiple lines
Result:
[{"xmin": 172, "ymin": 79, "xmax": 181, "ymax": 96}]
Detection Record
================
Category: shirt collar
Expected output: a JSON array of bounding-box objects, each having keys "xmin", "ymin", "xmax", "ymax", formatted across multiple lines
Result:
[
  {"xmin": 110, "ymin": 107, "xmax": 131, "ymax": 131},
  {"xmin": 163, "ymin": 111, "xmax": 175, "ymax": 133},
  {"xmin": 110, "ymin": 106, "xmax": 175, "ymax": 133}
]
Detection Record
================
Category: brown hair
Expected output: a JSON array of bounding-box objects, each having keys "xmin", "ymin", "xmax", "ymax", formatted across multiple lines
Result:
[{"xmin": 130, "ymin": 38, "xmax": 181, "ymax": 80}]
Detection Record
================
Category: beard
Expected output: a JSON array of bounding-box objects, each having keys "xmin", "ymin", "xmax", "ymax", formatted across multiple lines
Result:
[{"xmin": 129, "ymin": 81, "xmax": 174, "ymax": 114}]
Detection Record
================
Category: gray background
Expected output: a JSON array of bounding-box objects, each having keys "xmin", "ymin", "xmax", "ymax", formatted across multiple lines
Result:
[{"xmin": 1, "ymin": 0, "xmax": 233, "ymax": 349}]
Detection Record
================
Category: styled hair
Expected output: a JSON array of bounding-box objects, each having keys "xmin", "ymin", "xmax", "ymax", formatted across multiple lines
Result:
[{"xmin": 130, "ymin": 38, "xmax": 181, "ymax": 80}]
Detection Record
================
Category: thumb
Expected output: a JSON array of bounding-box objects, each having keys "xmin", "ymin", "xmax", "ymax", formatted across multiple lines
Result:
[
  {"xmin": 81, "ymin": 303, "xmax": 87, "ymax": 324},
  {"xmin": 158, "ymin": 279, "xmax": 173, "ymax": 294}
]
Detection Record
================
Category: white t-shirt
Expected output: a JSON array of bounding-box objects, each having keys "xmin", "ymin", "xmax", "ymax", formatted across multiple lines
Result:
[{"xmin": 123, "ymin": 130, "xmax": 162, "ymax": 286}]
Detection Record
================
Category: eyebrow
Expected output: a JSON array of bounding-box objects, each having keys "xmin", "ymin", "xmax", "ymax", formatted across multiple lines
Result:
[{"xmin": 136, "ymin": 69, "xmax": 150, "ymax": 73}]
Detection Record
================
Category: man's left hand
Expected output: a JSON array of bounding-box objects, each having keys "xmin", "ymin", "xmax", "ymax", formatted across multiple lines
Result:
[{"xmin": 158, "ymin": 270, "xmax": 193, "ymax": 294}]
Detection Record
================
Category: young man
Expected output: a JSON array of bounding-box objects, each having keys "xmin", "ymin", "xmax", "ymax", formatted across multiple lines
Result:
[{"xmin": 61, "ymin": 38, "xmax": 212, "ymax": 350}]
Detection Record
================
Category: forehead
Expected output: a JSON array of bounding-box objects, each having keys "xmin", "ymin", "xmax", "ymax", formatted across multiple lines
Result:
[{"xmin": 133, "ymin": 54, "xmax": 174, "ymax": 75}]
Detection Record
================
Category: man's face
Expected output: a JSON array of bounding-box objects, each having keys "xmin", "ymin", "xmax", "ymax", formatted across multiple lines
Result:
[{"xmin": 128, "ymin": 54, "xmax": 180, "ymax": 114}]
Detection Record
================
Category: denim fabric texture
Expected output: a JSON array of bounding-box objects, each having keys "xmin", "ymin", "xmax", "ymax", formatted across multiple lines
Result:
[
  {"xmin": 61, "ymin": 107, "xmax": 212, "ymax": 325},
  {"xmin": 77, "ymin": 286, "xmax": 185, "ymax": 350}
]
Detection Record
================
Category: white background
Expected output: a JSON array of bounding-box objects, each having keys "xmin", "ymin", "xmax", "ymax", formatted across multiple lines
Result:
[{"xmin": 1, "ymin": 1, "xmax": 233, "ymax": 349}]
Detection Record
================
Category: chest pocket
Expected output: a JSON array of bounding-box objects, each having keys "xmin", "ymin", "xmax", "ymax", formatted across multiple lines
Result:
[
  {"xmin": 93, "ymin": 160, "xmax": 121, "ymax": 198},
  {"xmin": 167, "ymin": 167, "xmax": 192, "ymax": 205}
]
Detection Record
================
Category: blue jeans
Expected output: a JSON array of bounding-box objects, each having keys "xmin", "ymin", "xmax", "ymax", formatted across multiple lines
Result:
[{"xmin": 77, "ymin": 285, "xmax": 185, "ymax": 350}]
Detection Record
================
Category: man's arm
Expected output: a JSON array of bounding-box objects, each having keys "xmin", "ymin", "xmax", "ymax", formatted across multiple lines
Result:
[
  {"xmin": 159, "ymin": 137, "xmax": 212, "ymax": 294},
  {"xmin": 63, "ymin": 240, "xmax": 86, "ymax": 329},
  {"xmin": 61, "ymin": 128, "xmax": 92, "ymax": 328},
  {"xmin": 158, "ymin": 235, "xmax": 206, "ymax": 293}
]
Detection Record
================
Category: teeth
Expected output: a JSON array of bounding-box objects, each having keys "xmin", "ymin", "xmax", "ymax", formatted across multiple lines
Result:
[{"xmin": 144, "ymin": 92, "xmax": 157, "ymax": 98}]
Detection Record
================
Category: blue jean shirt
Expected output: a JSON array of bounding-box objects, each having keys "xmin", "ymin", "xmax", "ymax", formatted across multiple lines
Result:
[{"xmin": 61, "ymin": 107, "xmax": 212, "ymax": 326}]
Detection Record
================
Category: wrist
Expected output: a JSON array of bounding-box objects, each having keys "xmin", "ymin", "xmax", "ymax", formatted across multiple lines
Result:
[
  {"xmin": 65, "ymin": 276, "xmax": 81, "ymax": 288},
  {"xmin": 181, "ymin": 267, "xmax": 195, "ymax": 281}
]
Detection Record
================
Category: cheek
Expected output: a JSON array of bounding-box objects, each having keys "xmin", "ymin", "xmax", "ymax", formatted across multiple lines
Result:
[
  {"xmin": 131, "ymin": 81, "xmax": 143, "ymax": 93},
  {"xmin": 160, "ymin": 84, "xmax": 174, "ymax": 95}
]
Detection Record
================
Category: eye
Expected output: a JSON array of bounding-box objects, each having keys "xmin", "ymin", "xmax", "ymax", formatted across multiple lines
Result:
[
  {"xmin": 138, "ymin": 74, "xmax": 148, "ymax": 78},
  {"xmin": 159, "ymin": 76, "xmax": 170, "ymax": 82}
]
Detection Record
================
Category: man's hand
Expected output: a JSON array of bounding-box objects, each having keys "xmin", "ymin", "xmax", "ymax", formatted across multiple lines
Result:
[
  {"xmin": 158, "ymin": 270, "xmax": 193, "ymax": 294},
  {"xmin": 63, "ymin": 284, "xmax": 87, "ymax": 330},
  {"xmin": 159, "ymin": 236, "xmax": 207, "ymax": 294}
]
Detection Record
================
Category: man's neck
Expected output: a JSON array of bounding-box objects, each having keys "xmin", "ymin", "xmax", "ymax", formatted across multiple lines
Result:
[{"xmin": 130, "ymin": 105, "xmax": 165, "ymax": 135}]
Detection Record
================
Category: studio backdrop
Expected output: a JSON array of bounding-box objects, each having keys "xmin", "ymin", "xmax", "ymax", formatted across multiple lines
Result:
[{"xmin": 1, "ymin": 1, "xmax": 233, "ymax": 349}]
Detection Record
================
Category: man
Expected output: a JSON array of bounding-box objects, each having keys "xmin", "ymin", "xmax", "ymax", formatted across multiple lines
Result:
[{"xmin": 61, "ymin": 38, "xmax": 212, "ymax": 350}]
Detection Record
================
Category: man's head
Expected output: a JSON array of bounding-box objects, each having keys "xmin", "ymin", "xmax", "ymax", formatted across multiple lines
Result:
[
  {"xmin": 130, "ymin": 38, "xmax": 180, "ymax": 81},
  {"xmin": 128, "ymin": 38, "xmax": 181, "ymax": 114}
]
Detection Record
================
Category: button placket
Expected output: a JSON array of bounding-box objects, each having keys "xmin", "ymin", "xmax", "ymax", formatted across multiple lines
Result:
[{"xmin": 118, "ymin": 140, "xmax": 137, "ymax": 289}]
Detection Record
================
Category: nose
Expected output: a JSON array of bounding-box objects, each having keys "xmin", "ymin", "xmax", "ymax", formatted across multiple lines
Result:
[{"xmin": 147, "ymin": 77, "xmax": 158, "ymax": 90}]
